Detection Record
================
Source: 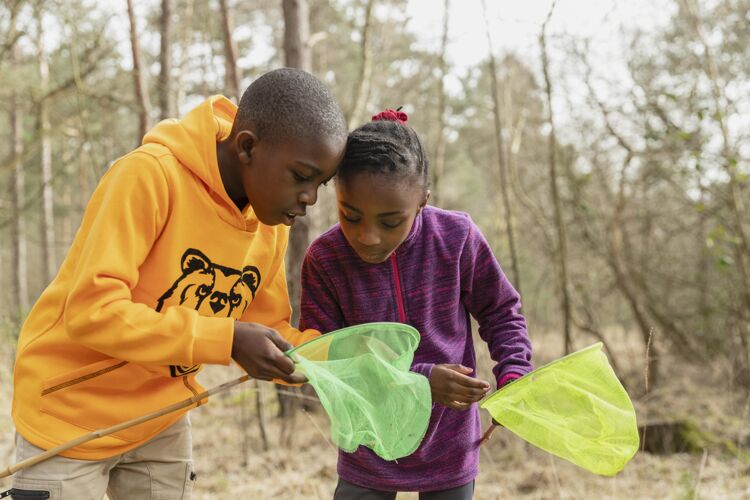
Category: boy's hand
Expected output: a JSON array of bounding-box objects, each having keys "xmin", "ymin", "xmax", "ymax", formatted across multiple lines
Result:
[
  {"xmin": 231, "ymin": 322, "xmax": 307, "ymax": 384},
  {"xmin": 429, "ymin": 364, "xmax": 491, "ymax": 410}
]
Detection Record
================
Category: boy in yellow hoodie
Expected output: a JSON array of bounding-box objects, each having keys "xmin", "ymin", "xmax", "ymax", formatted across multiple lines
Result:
[{"xmin": 8, "ymin": 68, "xmax": 347, "ymax": 499}]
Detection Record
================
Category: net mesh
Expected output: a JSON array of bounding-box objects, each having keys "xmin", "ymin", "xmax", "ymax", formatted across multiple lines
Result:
[
  {"xmin": 286, "ymin": 322, "xmax": 432, "ymax": 461},
  {"xmin": 480, "ymin": 343, "xmax": 639, "ymax": 476}
]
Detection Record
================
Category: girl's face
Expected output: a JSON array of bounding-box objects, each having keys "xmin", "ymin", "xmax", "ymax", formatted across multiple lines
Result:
[{"xmin": 336, "ymin": 172, "xmax": 429, "ymax": 264}]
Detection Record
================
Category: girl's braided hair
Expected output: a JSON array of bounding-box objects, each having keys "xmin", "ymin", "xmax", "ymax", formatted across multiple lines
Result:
[{"xmin": 337, "ymin": 109, "xmax": 429, "ymax": 191}]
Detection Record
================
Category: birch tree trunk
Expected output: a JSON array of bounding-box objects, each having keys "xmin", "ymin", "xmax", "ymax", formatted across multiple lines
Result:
[
  {"xmin": 10, "ymin": 43, "xmax": 29, "ymax": 327},
  {"xmin": 126, "ymin": 0, "xmax": 152, "ymax": 142},
  {"xmin": 159, "ymin": 0, "xmax": 174, "ymax": 119},
  {"xmin": 431, "ymin": 0, "xmax": 449, "ymax": 204},
  {"xmin": 37, "ymin": 5, "xmax": 56, "ymax": 285},
  {"xmin": 347, "ymin": 0, "xmax": 375, "ymax": 130},
  {"xmin": 175, "ymin": 0, "xmax": 194, "ymax": 113}
]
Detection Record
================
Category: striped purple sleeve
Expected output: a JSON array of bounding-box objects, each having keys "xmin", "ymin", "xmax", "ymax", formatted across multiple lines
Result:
[
  {"xmin": 299, "ymin": 249, "xmax": 345, "ymax": 333},
  {"xmin": 411, "ymin": 362, "xmax": 434, "ymax": 379},
  {"xmin": 459, "ymin": 220, "xmax": 533, "ymax": 385}
]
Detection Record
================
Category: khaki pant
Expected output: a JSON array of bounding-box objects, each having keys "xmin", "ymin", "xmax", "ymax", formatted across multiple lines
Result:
[{"xmin": 11, "ymin": 416, "xmax": 195, "ymax": 500}]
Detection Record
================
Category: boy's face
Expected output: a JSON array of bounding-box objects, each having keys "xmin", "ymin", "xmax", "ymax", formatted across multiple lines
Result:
[
  {"xmin": 336, "ymin": 172, "xmax": 428, "ymax": 264},
  {"xmin": 238, "ymin": 132, "xmax": 344, "ymax": 226}
]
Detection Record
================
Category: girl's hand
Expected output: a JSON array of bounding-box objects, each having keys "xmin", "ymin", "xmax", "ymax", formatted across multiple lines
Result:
[{"xmin": 429, "ymin": 364, "xmax": 491, "ymax": 410}]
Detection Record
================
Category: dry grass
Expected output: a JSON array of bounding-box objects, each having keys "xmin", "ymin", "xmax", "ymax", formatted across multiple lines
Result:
[{"xmin": 1, "ymin": 329, "xmax": 749, "ymax": 499}]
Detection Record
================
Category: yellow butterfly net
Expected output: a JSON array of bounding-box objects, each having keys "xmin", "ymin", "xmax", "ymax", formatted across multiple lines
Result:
[{"xmin": 481, "ymin": 343, "xmax": 639, "ymax": 476}]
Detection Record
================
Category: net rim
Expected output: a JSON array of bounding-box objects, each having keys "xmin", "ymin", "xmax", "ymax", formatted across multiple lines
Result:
[
  {"xmin": 285, "ymin": 321, "xmax": 421, "ymax": 359},
  {"xmin": 480, "ymin": 342, "xmax": 604, "ymax": 407}
]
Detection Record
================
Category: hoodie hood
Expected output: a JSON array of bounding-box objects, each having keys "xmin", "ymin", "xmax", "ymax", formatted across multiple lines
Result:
[{"xmin": 143, "ymin": 95, "xmax": 237, "ymax": 209}]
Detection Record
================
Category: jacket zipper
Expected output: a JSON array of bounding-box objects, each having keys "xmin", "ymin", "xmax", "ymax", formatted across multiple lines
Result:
[
  {"xmin": 390, "ymin": 251, "xmax": 407, "ymax": 323},
  {"xmin": 41, "ymin": 361, "xmax": 201, "ymax": 404},
  {"xmin": 183, "ymin": 376, "xmax": 202, "ymax": 406},
  {"xmin": 41, "ymin": 361, "xmax": 129, "ymax": 396}
]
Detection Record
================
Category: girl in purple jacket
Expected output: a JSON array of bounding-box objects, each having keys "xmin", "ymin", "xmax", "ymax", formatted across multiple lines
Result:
[{"xmin": 300, "ymin": 109, "xmax": 533, "ymax": 500}]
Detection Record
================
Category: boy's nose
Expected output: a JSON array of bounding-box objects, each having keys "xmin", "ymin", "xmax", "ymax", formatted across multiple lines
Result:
[{"xmin": 299, "ymin": 186, "xmax": 318, "ymax": 206}]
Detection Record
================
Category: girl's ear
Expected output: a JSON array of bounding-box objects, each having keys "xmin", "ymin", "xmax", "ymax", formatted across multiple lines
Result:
[{"xmin": 418, "ymin": 190, "xmax": 431, "ymax": 213}]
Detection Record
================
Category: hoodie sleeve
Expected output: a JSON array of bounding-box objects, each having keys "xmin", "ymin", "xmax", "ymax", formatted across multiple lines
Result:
[
  {"xmin": 460, "ymin": 218, "xmax": 533, "ymax": 386},
  {"xmin": 241, "ymin": 227, "xmax": 320, "ymax": 347},
  {"xmin": 64, "ymin": 154, "xmax": 234, "ymax": 367}
]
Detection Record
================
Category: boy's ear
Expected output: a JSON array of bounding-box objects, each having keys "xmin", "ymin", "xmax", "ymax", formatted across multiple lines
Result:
[{"xmin": 234, "ymin": 130, "xmax": 258, "ymax": 165}]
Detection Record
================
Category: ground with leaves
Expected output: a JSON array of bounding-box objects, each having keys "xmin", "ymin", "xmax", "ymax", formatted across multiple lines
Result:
[{"xmin": 1, "ymin": 331, "xmax": 748, "ymax": 499}]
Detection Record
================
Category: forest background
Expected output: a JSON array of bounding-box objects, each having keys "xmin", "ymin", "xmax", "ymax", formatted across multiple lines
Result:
[{"xmin": 0, "ymin": 0, "xmax": 749, "ymax": 497}]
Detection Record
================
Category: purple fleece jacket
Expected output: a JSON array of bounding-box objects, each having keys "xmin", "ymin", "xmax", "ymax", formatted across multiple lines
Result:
[{"xmin": 299, "ymin": 205, "xmax": 532, "ymax": 492}]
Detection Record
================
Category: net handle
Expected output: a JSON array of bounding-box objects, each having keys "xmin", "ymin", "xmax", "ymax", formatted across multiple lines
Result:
[{"xmin": 0, "ymin": 375, "xmax": 250, "ymax": 479}]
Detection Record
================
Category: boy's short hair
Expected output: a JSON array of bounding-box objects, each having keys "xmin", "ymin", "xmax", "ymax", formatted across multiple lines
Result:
[{"xmin": 233, "ymin": 68, "xmax": 347, "ymax": 145}]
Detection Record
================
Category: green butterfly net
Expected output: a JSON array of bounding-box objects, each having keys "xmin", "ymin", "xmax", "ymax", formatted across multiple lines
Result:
[
  {"xmin": 286, "ymin": 322, "xmax": 432, "ymax": 461},
  {"xmin": 481, "ymin": 342, "xmax": 639, "ymax": 476}
]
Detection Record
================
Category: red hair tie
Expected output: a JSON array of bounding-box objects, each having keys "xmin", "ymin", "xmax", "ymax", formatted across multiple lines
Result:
[{"xmin": 371, "ymin": 108, "xmax": 408, "ymax": 124}]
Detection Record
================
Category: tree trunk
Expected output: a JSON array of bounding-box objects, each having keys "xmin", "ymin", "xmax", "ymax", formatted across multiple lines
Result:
[
  {"xmin": 680, "ymin": 0, "xmax": 750, "ymax": 363},
  {"xmin": 540, "ymin": 0, "xmax": 572, "ymax": 354},
  {"xmin": 282, "ymin": 0, "xmax": 311, "ymax": 72},
  {"xmin": 126, "ymin": 0, "xmax": 151, "ymax": 142},
  {"xmin": 606, "ymin": 230, "xmax": 660, "ymax": 386},
  {"xmin": 347, "ymin": 0, "xmax": 375, "ymax": 130},
  {"xmin": 219, "ymin": 0, "xmax": 241, "ymax": 102},
  {"xmin": 175, "ymin": 0, "xmax": 194, "ymax": 113},
  {"xmin": 481, "ymin": 0, "xmax": 523, "ymax": 299},
  {"xmin": 280, "ymin": 0, "xmax": 314, "ymax": 418},
  {"xmin": 10, "ymin": 43, "xmax": 29, "ymax": 328},
  {"xmin": 282, "ymin": 0, "xmax": 312, "ymax": 328},
  {"xmin": 0, "ymin": 0, "xmax": 23, "ymax": 69},
  {"xmin": 431, "ymin": 0, "xmax": 449, "ymax": 204},
  {"xmin": 37, "ymin": 6, "xmax": 56, "ymax": 285},
  {"xmin": 62, "ymin": 154, "xmax": 73, "ymax": 250},
  {"xmin": 159, "ymin": 0, "xmax": 174, "ymax": 119}
]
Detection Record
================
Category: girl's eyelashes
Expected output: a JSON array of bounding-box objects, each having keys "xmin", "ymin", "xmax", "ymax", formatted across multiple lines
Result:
[
  {"xmin": 381, "ymin": 220, "xmax": 404, "ymax": 229},
  {"xmin": 340, "ymin": 211, "xmax": 360, "ymax": 223},
  {"xmin": 340, "ymin": 211, "xmax": 403, "ymax": 230}
]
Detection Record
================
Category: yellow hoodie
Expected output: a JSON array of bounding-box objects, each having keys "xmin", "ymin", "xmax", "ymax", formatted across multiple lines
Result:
[{"xmin": 12, "ymin": 96, "xmax": 318, "ymax": 459}]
